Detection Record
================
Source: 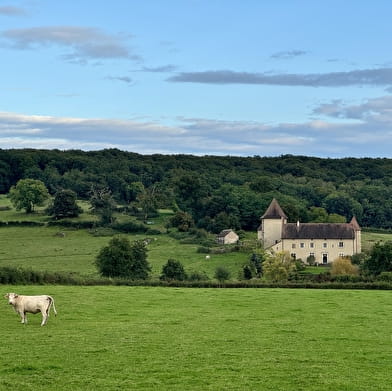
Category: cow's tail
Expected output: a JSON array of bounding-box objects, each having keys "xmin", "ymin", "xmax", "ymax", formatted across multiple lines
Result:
[{"xmin": 47, "ymin": 296, "xmax": 57, "ymax": 317}]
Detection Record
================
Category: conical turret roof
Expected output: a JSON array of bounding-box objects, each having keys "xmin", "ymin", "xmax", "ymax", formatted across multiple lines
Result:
[
  {"xmin": 261, "ymin": 198, "xmax": 287, "ymax": 219},
  {"xmin": 349, "ymin": 216, "xmax": 361, "ymax": 230}
]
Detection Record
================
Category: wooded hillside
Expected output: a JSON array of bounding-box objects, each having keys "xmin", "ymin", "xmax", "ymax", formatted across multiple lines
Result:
[{"xmin": 1, "ymin": 149, "xmax": 392, "ymax": 230}]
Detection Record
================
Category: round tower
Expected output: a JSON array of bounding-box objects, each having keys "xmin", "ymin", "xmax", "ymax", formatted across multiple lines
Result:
[{"xmin": 258, "ymin": 198, "xmax": 287, "ymax": 248}]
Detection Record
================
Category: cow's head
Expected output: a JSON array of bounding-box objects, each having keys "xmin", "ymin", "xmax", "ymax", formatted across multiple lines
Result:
[{"xmin": 4, "ymin": 293, "xmax": 18, "ymax": 305}]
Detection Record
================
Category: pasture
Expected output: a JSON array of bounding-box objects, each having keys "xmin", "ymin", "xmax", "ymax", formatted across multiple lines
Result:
[
  {"xmin": 0, "ymin": 225, "xmax": 250, "ymax": 279},
  {"xmin": 1, "ymin": 286, "xmax": 392, "ymax": 390}
]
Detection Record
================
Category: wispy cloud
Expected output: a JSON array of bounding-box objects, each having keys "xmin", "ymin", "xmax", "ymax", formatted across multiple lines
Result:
[
  {"xmin": 141, "ymin": 65, "xmax": 177, "ymax": 73},
  {"xmin": 167, "ymin": 68, "xmax": 392, "ymax": 87},
  {"xmin": 270, "ymin": 50, "xmax": 308, "ymax": 59},
  {"xmin": 0, "ymin": 26, "xmax": 139, "ymax": 62},
  {"xmin": 105, "ymin": 75, "xmax": 133, "ymax": 84},
  {"xmin": 0, "ymin": 6, "xmax": 26, "ymax": 16}
]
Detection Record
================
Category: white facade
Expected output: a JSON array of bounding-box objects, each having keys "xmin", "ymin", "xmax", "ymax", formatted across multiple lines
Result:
[{"xmin": 258, "ymin": 199, "xmax": 361, "ymax": 264}]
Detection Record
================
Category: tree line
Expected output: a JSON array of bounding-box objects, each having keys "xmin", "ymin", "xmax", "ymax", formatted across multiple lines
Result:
[{"xmin": 1, "ymin": 148, "xmax": 392, "ymax": 230}]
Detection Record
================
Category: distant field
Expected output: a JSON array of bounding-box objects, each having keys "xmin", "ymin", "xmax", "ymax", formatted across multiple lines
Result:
[
  {"xmin": 1, "ymin": 286, "xmax": 392, "ymax": 390},
  {"xmin": 0, "ymin": 194, "xmax": 391, "ymax": 279},
  {"xmin": 0, "ymin": 225, "xmax": 249, "ymax": 279},
  {"xmin": 361, "ymin": 231, "xmax": 392, "ymax": 252}
]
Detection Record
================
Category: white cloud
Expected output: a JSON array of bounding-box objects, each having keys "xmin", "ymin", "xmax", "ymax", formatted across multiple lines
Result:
[{"xmin": 0, "ymin": 109, "xmax": 392, "ymax": 157}]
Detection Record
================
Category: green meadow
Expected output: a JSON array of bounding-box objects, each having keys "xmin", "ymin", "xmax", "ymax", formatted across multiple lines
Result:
[
  {"xmin": 1, "ymin": 286, "xmax": 392, "ymax": 390},
  {"xmin": 1, "ymin": 199, "xmax": 392, "ymax": 390}
]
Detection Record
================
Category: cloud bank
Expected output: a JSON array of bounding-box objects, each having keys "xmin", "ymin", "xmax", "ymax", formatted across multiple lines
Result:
[
  {"xmin": 167, "ymin": 68, "xmax": 392, "ymax": 87},
  {"xmin": 1, "ymin": 95, "xmax": 392, "ymax": 157}
]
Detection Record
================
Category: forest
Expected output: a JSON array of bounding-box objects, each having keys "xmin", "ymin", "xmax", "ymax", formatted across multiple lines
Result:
[{"xmin": 1, "ymin": 148, "xmax": 392, "ymax": 231}]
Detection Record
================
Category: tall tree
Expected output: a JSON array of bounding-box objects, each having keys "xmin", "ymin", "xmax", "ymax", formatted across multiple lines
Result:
[
  {"xmin": 47, "ymin": 189, "xmax": 83, "ymax": 219},
  {"xmin": 95, "ymin": 236, "xmax": 150, "ymax": 279},
  {"xmin": 89, "ymin": 186, "xmax": 116, "ymax": 225},
  {"xmin": 9, "ymin": 178, "xmax": 49, "ymax": 213}
]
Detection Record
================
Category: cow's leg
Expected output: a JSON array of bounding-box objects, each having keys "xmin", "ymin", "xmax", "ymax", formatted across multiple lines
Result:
[
  {"xmin": 41, "ymin": 311, "xmax": 48, "ymax": 326},
  {"xmin": 19, "ymin": 311, "xmax": 27, "ymax": 324}
]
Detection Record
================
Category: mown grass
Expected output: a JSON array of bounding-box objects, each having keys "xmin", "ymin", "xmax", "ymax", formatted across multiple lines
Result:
[
  {"xmin": 0, "ymin": 225, "xmax": 249, "ymax": 279},
  {"xmin": 362, "ymin": 231, "xmax": 392, "ymax": 252},
  {"xmin": 1, "ymin": 286, "xmax": 392, "ymax": 390}
]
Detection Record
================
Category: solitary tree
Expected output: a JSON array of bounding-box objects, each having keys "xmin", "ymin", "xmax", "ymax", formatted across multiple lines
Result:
[
  {"xmin": 9, "ymin": 178, "xmax": 49, "ymax": 213},
  {"xmin": 95, "ymin": 236, "xmax": 150, "ymax": 279},
  {"xmin": 47, "ymin": 189, "xmax": 83, "ymax": 219},
  {"xmin": 214, "ymin": 266, "xmax": 231, "ymax": 283},
  {"xmin": 160, "ymin": 259, "xmax": 187, "ymax": 281}
]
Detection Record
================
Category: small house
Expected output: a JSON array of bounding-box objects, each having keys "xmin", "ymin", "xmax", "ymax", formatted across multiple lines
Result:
[{"xmin": 216, "ymin": 229, "xmax": 239, "ymax": 245}]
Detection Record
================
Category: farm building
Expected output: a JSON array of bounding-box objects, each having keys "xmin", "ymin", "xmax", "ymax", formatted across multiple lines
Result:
[
  {"xmin": 216, "ymin": 229, "xmax": 239, "ymax": 245},
  {"xmin": 257, "ymin": 199, "xmax": 361, "ymax": 264}
]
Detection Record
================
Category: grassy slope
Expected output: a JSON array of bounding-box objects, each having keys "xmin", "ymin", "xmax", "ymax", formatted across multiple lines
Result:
[
  {"xmin": 0, "ymin": 195, "xmax": 391, "ymax": 279},
  {"xmin": 1, "ymin": 286, "xmax": 392, "ymax": 391}
]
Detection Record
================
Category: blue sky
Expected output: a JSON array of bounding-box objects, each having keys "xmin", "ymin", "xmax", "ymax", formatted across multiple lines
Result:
[{"xmin": 1, "ymin": 1, "xmax": 392, "ymax": 157}]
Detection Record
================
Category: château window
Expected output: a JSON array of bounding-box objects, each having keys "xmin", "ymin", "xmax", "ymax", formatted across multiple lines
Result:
[
  {"xmin": 300, "ymin": 242, "xmax": 305, "ymax": 248},
  {"xmin": 338, "ymin": 242, "xmax": 344, "ymax": 248},
  {"xmin": 323, "ymin": 242, "xmax": 327, "ymax": 248},
  {"xmin": 310, "ymin": 242, "xmax": 314, "ymax": 248},
  {"xmin": 292, "ymin": 243, "xmax": 296, "ymax": 249}
]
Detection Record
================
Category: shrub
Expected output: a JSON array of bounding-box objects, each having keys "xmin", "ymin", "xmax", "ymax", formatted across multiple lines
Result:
[
  {"xmin": 263, "ymin": 251, "xmax": 296, "ymax": 283},
  {"xmin": 307, "ymin": 254, "xmax": 316, "ymax": 266},
  {"xmin": 377, "ymin": 272, "xmax": 392, "ymax": 282},
  {"xmin": 242, "ymin": 265, "xmax": 253, "ymax": 280},
  {"xmin": 197, "ymin": 246, "xmax": 210, "ymax": 254},
  {"xmin": 214, "ymin": 266, "xmax": 231, "ymax": 282},
  {"xmin": 111, "ymin": 221, "xmax": 148, "ymax": 233},
  {"xmin": 188, "ymin": 271, "xmax": 209, "ymax": 281},
  {"xmin": 160, "ymin": 259, "xmax": 187, "ymax": 281},
  {"xmin": 331, "ymin": 257, "xmax": 359, "ymax": 276}
]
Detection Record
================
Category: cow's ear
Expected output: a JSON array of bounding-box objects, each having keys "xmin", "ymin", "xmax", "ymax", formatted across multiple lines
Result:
[{"xmin": 14, "ymin": 294, "xmax": 18, "ymax": 298}]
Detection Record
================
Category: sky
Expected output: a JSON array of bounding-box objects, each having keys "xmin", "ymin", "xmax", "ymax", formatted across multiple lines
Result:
[{"xmin": 1, "ymin": 0, "xmax": 392, "ymax": 158}]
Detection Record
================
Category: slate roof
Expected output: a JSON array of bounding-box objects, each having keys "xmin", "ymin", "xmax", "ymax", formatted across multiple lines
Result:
[
  {"xmin": 261, "ymin": 198, "xmax": 287, "ymax": 219},
  {"xmin": 282, "ymin": 222, "xmax": 358, "ymax": 240},
  {"xmin": 217, "ymin": 229, "xmax": 236, "ymax": 238}
]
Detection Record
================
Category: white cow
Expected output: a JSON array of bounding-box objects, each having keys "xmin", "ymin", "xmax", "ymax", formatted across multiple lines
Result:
[{"xmin": 4, "ymin": 293, "xmax": 57, "ymax": 326}]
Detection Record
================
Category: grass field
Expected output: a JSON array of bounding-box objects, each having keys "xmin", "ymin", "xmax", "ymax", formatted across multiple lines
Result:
[
  {"xmin": 0, "ymin": 225, "xmax": 250, "ymax": 279},
  {"xmin": 1, "ymin": 286, "xmax": 392, "ymax": 390}
]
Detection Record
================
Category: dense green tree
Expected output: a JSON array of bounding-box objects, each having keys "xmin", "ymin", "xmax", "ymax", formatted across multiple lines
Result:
[
  {"xmin": 95, "ymin": 236, "xmax": 150, "ymax": 279},
  {"xmin": 47, "ymin": 189, "xmax": 83, "ymax": 219},
  {"xmin": 363, "ymin": 241, "xmax": 392, "ymax": 276},
  {"xmin": 9, "ymin": 178, "xmax": 49, "ymax": 213},
  {"xmin": 160, "ymin": 259, "xmax": 187, "ymax": 281},
  {"xmin": 2, "ymin": 149, "xmax": 392, "ymax": 229},
  {"xmin": 168, "ymin": 211, "xmax": 194, "ymax": 232},
  {"xmin": 323, "ymin": 192, "xmax": 363, "ymax": 221}
]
